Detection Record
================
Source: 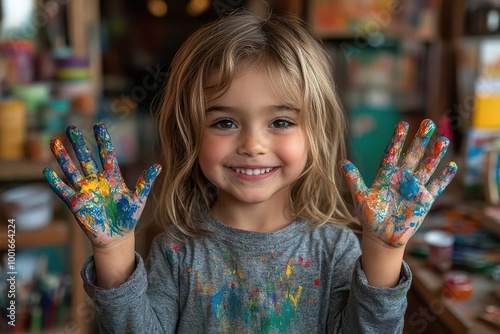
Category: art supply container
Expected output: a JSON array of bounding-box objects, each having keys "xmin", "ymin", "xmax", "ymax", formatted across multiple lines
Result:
[
  {"xmin": 443, "ymin": 271, "xmax": 473, "ymax": 299},
  {"xmin": 424, "ymin": 230, "xmax": 455, "ymax": 272},
  {"xmin": 41, "ymin": 99, "xmax": 71, "ymax": 134},
  {"xmin": 1, "ymin": 40, "xmax": 35, "ymax": 84},
  {"xmin": 0, "ymin": 99, "xmax": 27, "ymax": 159},
  {"xmin": 1, "ymin": 184, "xmax": 54, "ymax": 231},
  {"xmin": 12, "ymin": 83, "xmax": 51, "ymax": 128},
  {"xmin": 54, "ymin": 56, "xmax": 90, "ymax": 81}
]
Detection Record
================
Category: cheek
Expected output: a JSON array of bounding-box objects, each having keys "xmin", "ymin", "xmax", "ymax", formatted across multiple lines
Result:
[
  {"xmin": 278, "ymin": 133, "xmax": 308, "ymax": 170},
  {"xmin": 199, "ymin": 135, "xmax": 226, "ymax": 174}
]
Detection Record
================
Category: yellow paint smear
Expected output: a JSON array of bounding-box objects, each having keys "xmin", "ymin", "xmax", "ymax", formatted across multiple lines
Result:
[
  {"xmin": 287, "ymin": 285, "xmax": 303, "ymax": 308},
  {"xmin": 81, "ymin": 177, "xmax": 110, "ymax": 197}
]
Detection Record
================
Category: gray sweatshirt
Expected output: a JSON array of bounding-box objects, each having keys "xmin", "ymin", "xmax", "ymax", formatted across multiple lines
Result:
[{"xmin": 82, "ymin": 217, "xmax": 412, "ymax": 333}]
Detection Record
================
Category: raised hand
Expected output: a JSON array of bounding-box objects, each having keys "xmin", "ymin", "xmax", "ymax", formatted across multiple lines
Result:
[
  {"xmin": 339, "ymin": 119, "xmax": 457, "ymax": 247},
  {"xmin": 43, "ymin": 123, "xmax": 162, "ymax": 248}
]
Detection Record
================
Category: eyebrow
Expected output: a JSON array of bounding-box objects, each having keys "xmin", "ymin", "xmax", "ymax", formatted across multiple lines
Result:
[{"xmin": 205, "ymin": 105, "xmax": 299, "ymax": 114}]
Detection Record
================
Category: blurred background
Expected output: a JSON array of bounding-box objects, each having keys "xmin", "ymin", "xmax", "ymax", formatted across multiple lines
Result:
[{"xmin": 0, "ymin": 0, "xmax": 500, "ymax": 333}]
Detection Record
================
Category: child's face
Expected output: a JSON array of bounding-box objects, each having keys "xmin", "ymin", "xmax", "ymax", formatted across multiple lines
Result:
[{"xmin": 199, "ymin": 65, "xmax": 308, "ymax": 208}]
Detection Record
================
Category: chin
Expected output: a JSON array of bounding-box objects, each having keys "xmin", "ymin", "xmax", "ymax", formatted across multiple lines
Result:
[
  {"xmin": 231, "ymin": 190, "xmax": 286, "ymax": 206},
  {"xmin": 235, "ymin": 195, "xmax": 272, "ymax": 204}
]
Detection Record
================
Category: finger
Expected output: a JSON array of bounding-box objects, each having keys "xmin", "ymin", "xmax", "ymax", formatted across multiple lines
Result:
[
  {"xmin": 94, "ymin": 123, "xmax": 121, "ymax": 175},
  {"xmin": 134, "ymin": 164, "xmax": 162, "ymax": 199},
  {"xmin": 339, "ymin": 160, "xmax": 368, "ymax": 198},
  {"xmin": 373, "ymin": 121, "xmax": 409, "ymax": 183},
  {"xmin": 400, "ymin": 119, "xmax": 435, "ymax": 171},
  {"xmin": 415, "ymin": 136, "xmax": 450, "ymax": 184},
  {"xmin": 50, "ymin": 138, "xmax": 83, "ymax": 188},
  {"xmin": 43, "ymin": 167, "xmax": 75, "ymax": 206},
  {"xmin": 66, "ymin": 125, "xmax": 99, "ymax": 176},
  {"xmin": 427, "ymin": 162, "xmax": 458, "ymax": 199}
]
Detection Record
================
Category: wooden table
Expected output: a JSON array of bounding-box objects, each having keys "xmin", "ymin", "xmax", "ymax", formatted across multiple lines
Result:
[{"xmin": 405, "ymin": 255, "xmax": 500, "ymax": 333}]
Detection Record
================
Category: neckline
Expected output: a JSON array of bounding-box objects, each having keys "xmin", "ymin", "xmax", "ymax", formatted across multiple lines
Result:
[{"xmin": 204, "ymin": 215, "xmax": 310, "ymax": 250}]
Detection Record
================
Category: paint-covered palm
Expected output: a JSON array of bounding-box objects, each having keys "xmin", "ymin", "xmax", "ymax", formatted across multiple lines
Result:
[
  {"xmin": 340, "ymin": 119, "xmax": 457, "ymax": 247},
  {"xmin": 43, "ymin": 123, "xmax": 162, "ymax": 248}
]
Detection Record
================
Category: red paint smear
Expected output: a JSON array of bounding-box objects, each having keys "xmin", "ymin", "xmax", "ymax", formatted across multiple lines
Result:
[
  {"xmin": 103, "ymin": 159, "xmax": 114, "ymax": 171},
  {"xmin": 431, "ymin": 139, "xmax": 447, "ymax": 155},
  {"xmin": 279, "ymin": 253, "xmax": 284, "ymax": 257},
  {"xmin": 70, "ymin": 196, "xmax": 78, "ymax": 208},
  {"xmin": 315, "ymin": 278, "xmax": 320, "ymax": 286},
  {"xmin": 299, "ymin": 257, "xmax": 303, "ymax": 265},
  {"xmin": 172, "ymin": 245, "xmax": 179, "ymax": 252},
  {"xmin": 304, "ymin": 259, "xmax": 311, "ymax": 268},
  {"xmin": 230, "ymin": 282, "xmax": 237, "ymax": 289}
]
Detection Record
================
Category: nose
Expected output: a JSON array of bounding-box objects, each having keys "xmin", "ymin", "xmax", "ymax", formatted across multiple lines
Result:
[{"xmin": 237, "ymin": 128, "xmax": 267, "ymax": 157}]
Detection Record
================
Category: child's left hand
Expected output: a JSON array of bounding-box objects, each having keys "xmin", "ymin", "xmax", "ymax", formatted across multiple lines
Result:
[{"xmin": 339, "ymin": 119, "xmax": 458, "ymax": 248}]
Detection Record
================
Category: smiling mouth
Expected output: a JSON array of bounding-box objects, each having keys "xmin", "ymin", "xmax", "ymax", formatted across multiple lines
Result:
[{"xmin": 230, "ymin": 167, "xmax": 275, "ymax": 175}]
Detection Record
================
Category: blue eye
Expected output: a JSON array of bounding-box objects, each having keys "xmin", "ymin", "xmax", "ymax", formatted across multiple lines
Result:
[
  {"xmin": 212, "ymin": 119, "xmax": 236, "ymax": 129},
  {"xmin": 270, "ymin": 119, "xmax": 293, "ymax": 129}
]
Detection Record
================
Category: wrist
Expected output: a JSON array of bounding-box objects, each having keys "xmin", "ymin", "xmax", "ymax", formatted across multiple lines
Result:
[
  {"xmin": 92, "ymin": 233, "xmax": 135, "ymax": 255},
  {"xmin": 362, "ymin": 233, "xmax": 407, "ymax": 253},
  {"xmin": 361, "ymin": 234, "xmax": 406, "ymax": 287},
  {"xmin": 92, "ymin": 234, "xmax": 136, "ymax": 289}
]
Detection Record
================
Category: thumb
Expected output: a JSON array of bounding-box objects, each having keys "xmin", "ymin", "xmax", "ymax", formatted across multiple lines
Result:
[
  {"xmin": 134, "ymin": 164, "xmax": 162, "ymax": 199},
  {"xmin": 338, "ymin": 159, "xmax": 368, "ymax": 197}
]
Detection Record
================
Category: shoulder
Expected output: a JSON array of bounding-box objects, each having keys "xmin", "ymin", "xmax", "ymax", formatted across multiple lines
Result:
[
  {"xmin": 147, "ymin": 231, "xmax": 194, "ymax": 264},
  {"xmin": 308, "ymin": 222, "xmax": 361, "ymax": 259},
  {"xmin": 312, "ymin": 222, "xmax": 360, "ymax": 245}
]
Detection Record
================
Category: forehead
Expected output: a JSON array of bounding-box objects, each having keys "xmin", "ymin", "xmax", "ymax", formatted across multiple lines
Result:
[{"xmin": 204, "ymin": 62, "xmax": 303, "ymax": 108}]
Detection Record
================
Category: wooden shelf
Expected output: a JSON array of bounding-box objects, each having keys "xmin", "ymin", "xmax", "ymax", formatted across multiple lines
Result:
[
  {"xmin": 0, "ymin": 159, "xmax": 54, "ymax": 182},
  {"xmin": 470, "ymin": 208, "xmax": 500, "ymax": 237},
  {"xmin": 0, "ymin": 220, "xmax": 69, "ymax": 250}
]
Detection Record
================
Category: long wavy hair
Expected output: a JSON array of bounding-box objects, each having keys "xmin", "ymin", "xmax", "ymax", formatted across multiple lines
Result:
[{"xmin": 156, "ymin": 10, "xmax": 356, "ymax": 238}]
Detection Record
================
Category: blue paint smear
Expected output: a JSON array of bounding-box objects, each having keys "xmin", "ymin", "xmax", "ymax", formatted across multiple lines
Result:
[{"xmin": 400, "ymin": 171, "xmax": 419, "ymax": 200}]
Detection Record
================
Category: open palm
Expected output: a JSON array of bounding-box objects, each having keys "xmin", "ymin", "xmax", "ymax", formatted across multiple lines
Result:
[
  {"xmin": 43, "ymin": 123, "xmax": 161, "ymax": 247},
  {"xmin": 340, "ymin": 119, "xmax": 457, "ymax": 247}
]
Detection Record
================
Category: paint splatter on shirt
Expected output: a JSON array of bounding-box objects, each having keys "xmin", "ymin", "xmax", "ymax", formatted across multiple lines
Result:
[{"xmin": 82, "ymin": 217, "xmax": 412, "ymax": 333}]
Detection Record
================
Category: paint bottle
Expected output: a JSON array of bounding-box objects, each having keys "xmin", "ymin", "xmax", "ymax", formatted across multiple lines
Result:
[
  {"xmin": 0, "ymin": 99, "xmax": 27, "ymax": 159},
  {"xmin": 0, "ymin": 40, "xmax": 35, "ymax": 85},
  {"xmin": 424, "ymin": 230, "xmax": 455, "ymax": 272},
  {"xmin": 443, "ymin": 271, "xmax": 473, "ymax": 300}
]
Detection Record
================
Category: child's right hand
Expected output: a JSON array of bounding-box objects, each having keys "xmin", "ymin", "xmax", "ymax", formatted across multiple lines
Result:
[{"xmin": 43, "ymin": 123, "xmax": 162, "ymax": 248}]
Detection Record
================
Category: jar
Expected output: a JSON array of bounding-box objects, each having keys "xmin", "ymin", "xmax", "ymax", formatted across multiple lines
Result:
[
  {"xmin": 1, "ymin": 40, "xmax": 35, "ymax": 84},
  {"xmin": 0, "ymin": 99, "xmax": 27, "ymax": 159}
]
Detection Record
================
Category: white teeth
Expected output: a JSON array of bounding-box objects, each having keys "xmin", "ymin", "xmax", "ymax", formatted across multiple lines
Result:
[{"xmin": 232, "ymin": 167, "xmax": 274, "ymax": 175}]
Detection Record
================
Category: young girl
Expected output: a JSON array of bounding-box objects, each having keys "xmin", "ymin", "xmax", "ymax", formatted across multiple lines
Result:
[{"xmin": 43, "ymin": 11, "xmax": 457, "ymax": 334}]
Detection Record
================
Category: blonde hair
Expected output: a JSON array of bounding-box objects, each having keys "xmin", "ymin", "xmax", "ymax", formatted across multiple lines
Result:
[{"xmin": 156, "ymin": 10, "xmax": 356, "ymax": 238}]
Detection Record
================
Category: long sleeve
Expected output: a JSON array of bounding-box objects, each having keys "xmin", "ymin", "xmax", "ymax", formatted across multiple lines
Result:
[
  {"xmin": 81, "ymin": 235, "xmax": 179, "ymax": 333},
  {"xmin": 81, "ymin": 220, "xmax": 411, "ymax": 333},
  {"xmin": 327, "ymin": 230, "xmax": 412, "ymax": 333}
]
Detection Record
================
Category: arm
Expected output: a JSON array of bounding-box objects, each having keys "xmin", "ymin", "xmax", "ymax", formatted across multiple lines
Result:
[
  {"xmin": 340, "ymin": 119, "xmax": 457, "ymax": 287},
  {"xmin": 92, "ymin": 234, "xmax": 136, "ymax": 288},
  {"xmin": 43, "ymin": 123, "xmax": 161, "ymax": 289},
  {"xmin": 44, "ymin": 124, "xmax": 176, "ymax": 333},
  {"xmin": 361, "ymin": 235, "xmax": 405, "ymax": 287},
  {"xmin": 327, "ymin": 229, "xmax": 412, "ymax": 334},
  {"xmin": 82, "ymin": 234, "xmax": 180, "ymax": 334}
]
